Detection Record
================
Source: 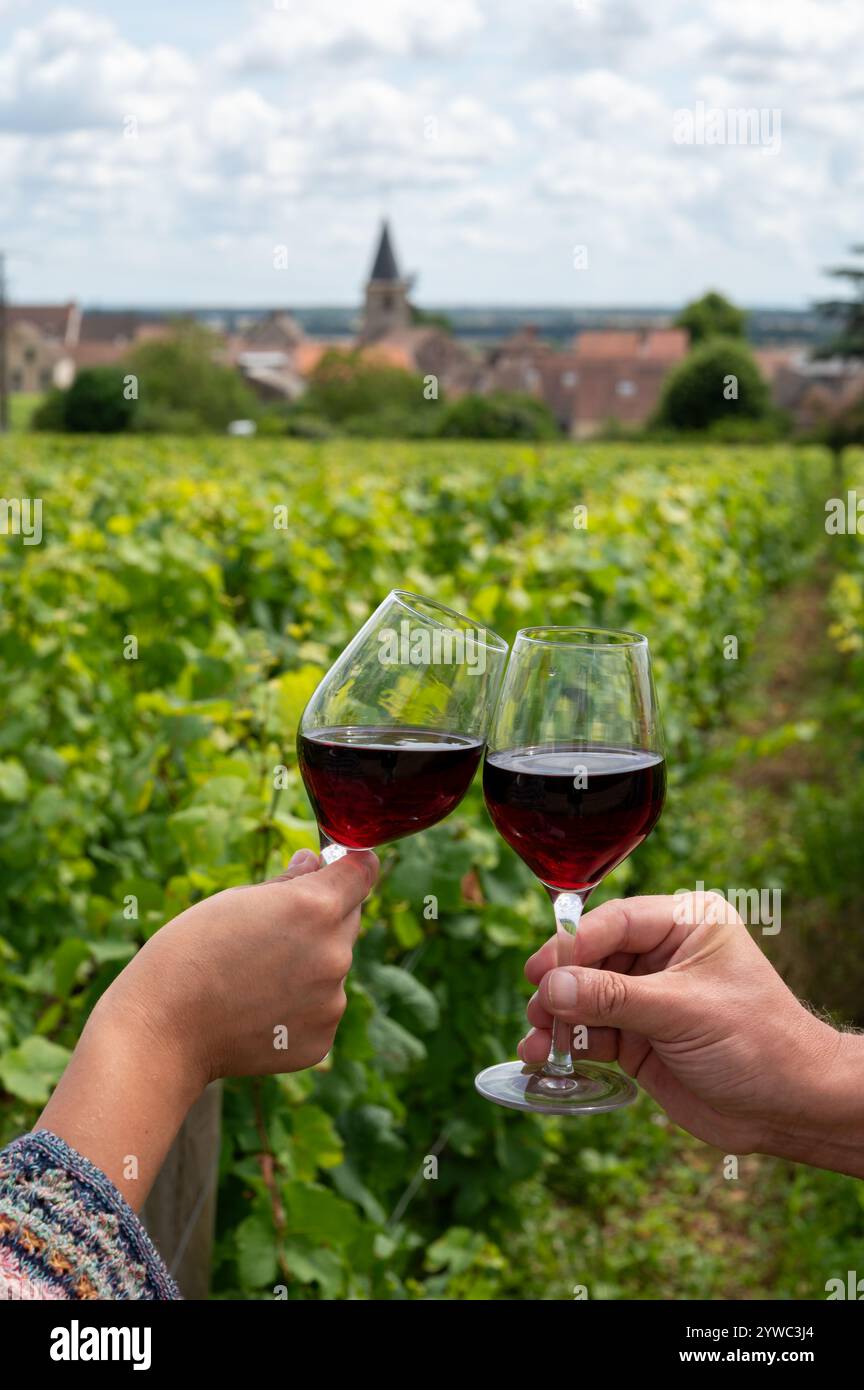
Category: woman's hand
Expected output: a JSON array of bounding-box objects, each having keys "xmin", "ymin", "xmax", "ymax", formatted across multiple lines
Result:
[
  {"xmin": 520, "ymin": 891, "xmax": 864, "ymax": 1177},
  {"xmin": 38, "ymin": 849, "xmax": 379, "ymax": 1206},
  {"xmin": 103, "ymin": 847, "xmax": 379, "ymax": 1087}
]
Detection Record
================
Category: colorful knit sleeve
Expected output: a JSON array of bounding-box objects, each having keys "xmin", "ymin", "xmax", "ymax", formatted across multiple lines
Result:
[{"xmin": 0, "ymin": 1129, "xmax": 180, "ymax": 1300}]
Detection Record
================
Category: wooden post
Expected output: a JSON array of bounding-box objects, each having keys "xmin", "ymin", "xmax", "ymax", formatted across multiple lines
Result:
[{"xmin": 142, "ymin": 1081, "xmax": 223, "ymax": 1300}]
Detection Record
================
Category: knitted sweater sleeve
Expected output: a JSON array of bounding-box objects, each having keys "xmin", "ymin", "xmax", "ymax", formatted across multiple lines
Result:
[{"xmin": 0, "ymin": 1129, "xmax": 180, "ymax": 1300}]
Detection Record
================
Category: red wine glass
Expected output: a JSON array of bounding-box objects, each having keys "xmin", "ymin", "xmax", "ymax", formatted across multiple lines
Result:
[
  {"xmin": 476, "ymin": 626, "xmax": 666, "ymax": 1115},
  {"xmin": 297, "ymin": 590, "xmax": 509, "ymax": 862}
]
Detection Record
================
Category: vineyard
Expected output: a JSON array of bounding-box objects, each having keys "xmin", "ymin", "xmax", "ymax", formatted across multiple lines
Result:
[{"xmin": 1, "ymin": 436, "xmax": 862, "ymax": 1299}]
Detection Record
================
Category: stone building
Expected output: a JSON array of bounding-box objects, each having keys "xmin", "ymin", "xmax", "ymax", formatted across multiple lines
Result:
[
  {"xmin": 359, "ymin": 221, "xmax": 413, "ymax": 343},
  {"xmin": 7, "ymin": 303, "xmax": 81, "ymax": 391}
]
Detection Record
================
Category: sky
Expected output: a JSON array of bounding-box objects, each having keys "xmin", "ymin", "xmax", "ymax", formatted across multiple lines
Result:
[{"xmin": 0, "ymin": 0, "xmax": 860, "ymax": 308}]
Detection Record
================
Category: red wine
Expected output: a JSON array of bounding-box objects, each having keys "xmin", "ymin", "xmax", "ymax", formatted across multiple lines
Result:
[
  {"xmin": 483, "ymin": 744, "xmax": 665, "ymax": 891},
  {"xmin": 298, "ymin": 725, "xmax": 484, "ymax": 849}
]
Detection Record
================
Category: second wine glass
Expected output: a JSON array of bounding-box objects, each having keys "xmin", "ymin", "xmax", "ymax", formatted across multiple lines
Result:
[
  {"xmin": 297, "ymin": 590, "xmax": 509, "ymax": 861},
  {"xmin": 476, "ymin": 626, "xmax": 666, "ymax": 1115}
]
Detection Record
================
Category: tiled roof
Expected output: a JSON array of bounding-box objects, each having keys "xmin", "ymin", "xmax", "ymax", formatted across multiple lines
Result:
[
  {"xmin": 575, "ymin": 330, "xmax": 641, "ymax": 358},
  {"xmin": 575, "ymin": 328, "xmax": 688, "ymax": 361},
  {"xmin": 7, "ymin": 303, "xmax": 78, "ymax": 345},
  {"xmin": 641, "ymin": 329, "xmax": 689, "ymax": 359},
  {"xmin": 71, "ymin": 341, "xmax": 130, "ymax": 367}
]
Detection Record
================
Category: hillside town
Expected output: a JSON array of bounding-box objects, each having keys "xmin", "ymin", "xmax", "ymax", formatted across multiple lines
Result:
[{"xmin": 6, "ymin": 221, "xmax": 863, "ymax": 437}]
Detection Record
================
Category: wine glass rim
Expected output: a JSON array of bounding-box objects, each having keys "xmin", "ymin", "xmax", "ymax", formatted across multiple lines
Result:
[
  {"xmin": 516, "ymin": 625, "xmax": 649, "ymax": 649},
  {"xmin": 389, "ymin": 590, "xmax": 509, "ymax": 651}
]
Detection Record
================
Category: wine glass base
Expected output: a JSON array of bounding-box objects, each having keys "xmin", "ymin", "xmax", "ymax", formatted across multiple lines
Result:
[{"xmin": 475, "ymin": 1060, "xmax": 638, "ymax": 1115}]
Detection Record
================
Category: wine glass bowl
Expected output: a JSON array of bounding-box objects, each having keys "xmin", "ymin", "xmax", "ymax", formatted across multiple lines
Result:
[
  {"xmin": 475, "ymin": 626, "xmax": 665, "ymax": 1115},
  {"xmin": 297, "ymin": 591, "xmax": 509, "ymax": 860}
]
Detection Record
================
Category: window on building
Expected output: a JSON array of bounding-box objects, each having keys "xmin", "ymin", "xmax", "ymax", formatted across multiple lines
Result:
[
  {"xmin": 24, "ymin": 346, "xmax": 37, "ymax": 364},
  {"xmin": 10, "ymin": 370, "xmax": 23, "ymax": 391},
  {"xmin": 616, "ymin": 379, "xmax": 637, "ymax": 397},
  {"xmin": 40, "ymin": 368, "xmax": 53, "ymax": 389},
  {"xmin": 562, "ymin": 371, "xmax": 578, "ymax": 388}
]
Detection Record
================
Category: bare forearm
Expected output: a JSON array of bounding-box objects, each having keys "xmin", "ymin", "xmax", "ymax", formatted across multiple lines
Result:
[
  {"xmin": 37, "ymin": 996, "xmax": 202, "ymax": 1210},
  {"xmin": 762, "ymin": 1031, "xmax": 864, "ymax": 1179}
]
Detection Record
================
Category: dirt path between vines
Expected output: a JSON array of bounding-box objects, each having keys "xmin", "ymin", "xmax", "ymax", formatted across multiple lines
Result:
[{"xmin": 732, "ymin": 564, "xmax": 834, "ymax": 792}]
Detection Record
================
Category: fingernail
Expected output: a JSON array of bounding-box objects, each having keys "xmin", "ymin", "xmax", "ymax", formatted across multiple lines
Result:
[
  {"xmin": 548, "ymin": 969, "xmax": 579, "ymax": 1011},
  {"xmin": 289, "ymin": 849, "xmax": 314, "ymax": 867}
]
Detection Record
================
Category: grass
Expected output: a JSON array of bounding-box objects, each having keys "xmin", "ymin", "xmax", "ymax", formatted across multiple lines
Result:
[{"xmin": 8, "ymin": 393, "xmax": 44, "ymax": 430}]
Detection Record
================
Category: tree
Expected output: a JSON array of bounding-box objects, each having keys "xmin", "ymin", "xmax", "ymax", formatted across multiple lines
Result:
[
  {"xmin": 675, "ymin": 291, "xmax": 747, "ymax": 345},
  {"xmin": 33, "ymin": 367, "xmax": 136, "ymax": 433},
  {"xmin": 301, "ymin": 349, "xmax": 433, "ymax": 428},
  {"xmin": 435, "ymin": 392, "xmax": 559, "ymax": 440},
  {"xmin": 654, "ymin": 338, "xmax": 770, "ymax": 431},
  {"xmin": 814, "ymin": 245, "xmax": 864, "ymax": 359},
  {"xmin": 124, "ymin": 323, "xmax": 258, "ymax": 432}
]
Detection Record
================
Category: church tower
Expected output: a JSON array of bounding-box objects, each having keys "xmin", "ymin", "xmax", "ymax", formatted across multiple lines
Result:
[{"xmin": 360, "ymin": 220, "xmax": 412, "ymax": 342}]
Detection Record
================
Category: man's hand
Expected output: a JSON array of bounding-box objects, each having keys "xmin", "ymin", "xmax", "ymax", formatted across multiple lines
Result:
[{"xmin": 520, "ymin": 892, "xmax": 864, "ymax": 1176}]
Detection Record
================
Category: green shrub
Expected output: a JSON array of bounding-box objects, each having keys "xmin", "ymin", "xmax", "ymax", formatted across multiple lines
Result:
[
  {"xmin": 31, "ymin": 389, "xmax": 69, "ymax": 432},
  {"xmin": 280, "ymin": 412, "xmax": 336, "ymax": 439},
  {"xmin": 341, "ymin": 406, "xmax": 441, "ymax": 438},
  {"xmin": 31, "ymin": 367, "xmax": 137, "ymax": 433},
  {"xmin": 655, "ymin": 338, "xmax": 771, "ymax": 431},
  {"xmin": 125, "ymin": 323, "xmax": 259, "ymax": 432},
  {"xmin": 302, "ymin": 350, "xmax": 432, "ymax": 427},
  {"xmin": 133, "ymin": 401, "xmax": 205, "ymax": 434},
  {"xmin": 436, "ymin": 391, "xmax": 559, "ymax": 440},
  {"xmin": 707, "ymin": 414, "xmax": 788, "ymax": 443}
]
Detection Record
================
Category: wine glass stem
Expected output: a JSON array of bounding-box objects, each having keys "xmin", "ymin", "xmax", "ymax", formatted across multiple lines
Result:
[
  {"xmin": 543, "ymin": 889, "xmax": 590, "ymax": 1078},
  {"xmin": 318, "ymin": 829, "xmax": 349, "ymax": 864}
]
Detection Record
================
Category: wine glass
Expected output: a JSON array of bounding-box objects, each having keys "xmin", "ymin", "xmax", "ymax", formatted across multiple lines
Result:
[
  {"xmin": 475, "ymin": 626, "xmax": 666, "ymax": 1115},
  {"xmin": 297, "ymin": 590, "xmax": 509, "ymax": 862}
]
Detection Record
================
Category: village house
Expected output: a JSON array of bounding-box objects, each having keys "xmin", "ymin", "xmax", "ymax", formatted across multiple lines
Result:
[
  {"xmin": 7, "ymin": 303, "xmax": 80, "ymax": 391},
  {"xmin": 758, "ymin": 349, "xmax": 864, "ymax": 433},
  {"xmin": 7, "ymin": 224, "xmax": 860, "ymax": 438}
]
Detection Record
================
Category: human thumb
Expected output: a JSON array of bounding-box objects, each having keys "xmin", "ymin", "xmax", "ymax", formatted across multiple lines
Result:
[{"xmin": 541, "ymin": 965, "xmax": 683, "ymax": 1038}]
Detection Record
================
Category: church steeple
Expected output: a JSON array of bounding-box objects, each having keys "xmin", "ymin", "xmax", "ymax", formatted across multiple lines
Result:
[
  {"xmin": 360, "ymin": 220, "xmax": 411, "ymax": 342},
  {"xmin": 369, "ymin": 220, "xmax": 400, "ymax": 282}
]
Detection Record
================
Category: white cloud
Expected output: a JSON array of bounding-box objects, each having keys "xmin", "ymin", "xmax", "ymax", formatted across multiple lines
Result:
[
  {"xmin": 700, "ymin": 0, "xmax": 862, "ymax": 62},
  {"xmin": 0, "ymin": 0, "xmax": 861, "ymax": 304},
  {"xmin": 0, "ymin": 8, "xmax": 196, "ymax": 133},
  {"xmin": 515, "ymin": 0, "xmax": 651, "ymax": 66},
  {"xmin": 285, "ymin": 80, "xmax": 516, "ymax": 197},
  {"xmin": 522, "ymin": 70, "xmax": 667, "ymax": 141},
  {"xmin": 218, "ymin": 0, "xmax": 486, "ymax": 73}
]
